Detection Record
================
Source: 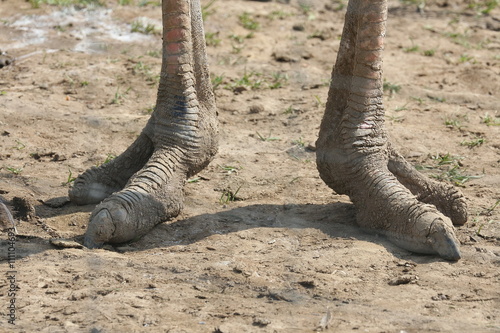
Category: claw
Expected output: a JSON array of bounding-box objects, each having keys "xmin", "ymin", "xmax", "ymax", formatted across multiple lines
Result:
[
  {"xmin": 388, "ymin": 214, "xmax": 461, "ymax": 261},
  {"xmin": 84, "ymin": 208, "xmax": 116, "ymax": 248},
  {"xmin": 427, "ymin": 218, "xmax": 461, "ymax": 261}
]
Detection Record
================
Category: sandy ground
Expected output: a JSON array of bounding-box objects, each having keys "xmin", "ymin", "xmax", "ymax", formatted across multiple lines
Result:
[{"xmin": 0, "ymin": 0, "xmax": 499, "ymax": 331}]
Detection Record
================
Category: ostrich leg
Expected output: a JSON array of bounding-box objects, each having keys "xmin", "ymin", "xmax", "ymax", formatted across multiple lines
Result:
[
  {"xmin": 69, "ymin": 0, "xmax": 218, "ymax": 247},
  {"xmin": 316, "ymin": 0, "xmax": 467, "ymax": 260}
]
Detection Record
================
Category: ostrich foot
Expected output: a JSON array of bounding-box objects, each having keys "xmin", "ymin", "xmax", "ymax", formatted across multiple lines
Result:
[
  {"xmin": 317, "ymin": 152, "xmax": 464, "ymax": 261},
  {"xmin": 83, "ymin": 149, "xmax": 186, "ymax": 248},
  {"xmin": 70, "ymin": 0, "xmax": 218, "ymax": 248},
  {"xmin": 356, "ymin": 158, "xmax": 463, "ymax": 260},
  {"xmin": 316, "ymin": 0, "xmax": 466, "ymax": 260}
]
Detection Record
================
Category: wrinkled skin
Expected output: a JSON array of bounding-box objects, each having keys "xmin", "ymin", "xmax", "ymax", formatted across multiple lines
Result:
[
  {"xmin": 70, "ymin": 0, "xmax": 467, "ymax": 260},
  {"xmin": 315, "ymin": 0, "xmax": 467, "ymax": 260},
  {"xmin": 70, "ymin": 0, "xmax": 217, "ymax": 248}
]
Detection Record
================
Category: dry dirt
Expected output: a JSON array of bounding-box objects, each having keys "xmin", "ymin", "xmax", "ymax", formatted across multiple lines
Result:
[{"xmin": 0, "ymin": 0, "xmax": 499, "ymax": 332}]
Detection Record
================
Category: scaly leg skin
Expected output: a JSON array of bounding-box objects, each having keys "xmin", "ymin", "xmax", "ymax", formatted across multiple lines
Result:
[
  {"xmin": 69, "ymin": 132, "xmax": 154, "ymax": 205},
  {"xmin": 387, "ymin": 145, "xmax": 467, "ymax": 226},
  {"xmin": 70, "ymin": 0, "xmax": 218, "ymax": 248},
  {"xmin": 316, "ymin": 0, "xmax": 466, "ymax": 260}
]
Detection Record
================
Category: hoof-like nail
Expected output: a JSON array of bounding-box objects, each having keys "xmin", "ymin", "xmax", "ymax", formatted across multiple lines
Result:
[{"xmin": 84, "ymin": 209, "xmax": 115, "ymax": 248}]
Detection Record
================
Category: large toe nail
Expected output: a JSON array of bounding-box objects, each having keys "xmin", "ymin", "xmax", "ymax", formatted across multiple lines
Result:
[
  {"xmin": 84, "ymin": 209, "xmax": 115, "ymax": 248},
  {"xmin": 428, "ymin": 219, "xmax": 461, "ymax": 261}
]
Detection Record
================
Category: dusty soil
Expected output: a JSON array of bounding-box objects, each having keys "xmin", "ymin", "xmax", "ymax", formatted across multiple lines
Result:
[{"xmin": 1, "ymin": 0, "xmax": 499, "ymax": 331}]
